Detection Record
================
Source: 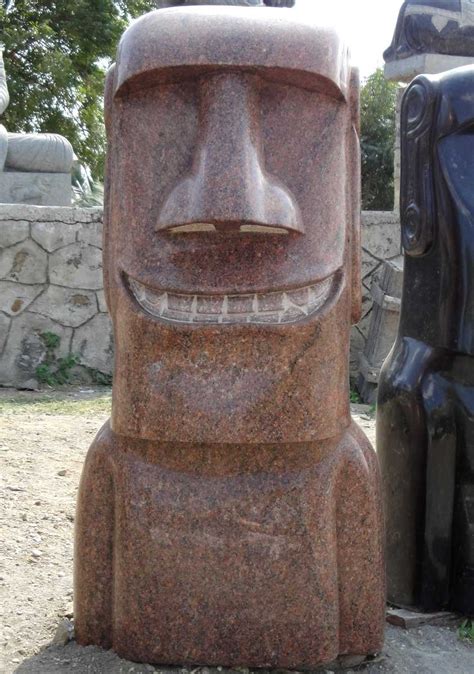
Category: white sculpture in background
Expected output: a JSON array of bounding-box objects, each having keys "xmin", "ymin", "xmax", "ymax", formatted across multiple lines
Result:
[
  {"xmin": 0, "ymin": 46, "xmax": 73, "ymax": 175},
  {"xmin": 0, "ymin": 46, "xmax": 73, "ymax": 205}
]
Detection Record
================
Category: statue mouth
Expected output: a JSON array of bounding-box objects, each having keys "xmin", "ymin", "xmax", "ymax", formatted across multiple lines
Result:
[{"xmin": 126, "ymin": 274, "xmax": 338, "ymax": 325}]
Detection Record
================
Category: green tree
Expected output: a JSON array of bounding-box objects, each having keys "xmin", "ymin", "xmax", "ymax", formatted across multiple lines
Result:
[
  {"xmin": 0, "ymin": 1, "xmax": 156, "ymax": 180},
  {"xmin": 360, "ymin": 68, "xmax": 398, "ymax": 211}
]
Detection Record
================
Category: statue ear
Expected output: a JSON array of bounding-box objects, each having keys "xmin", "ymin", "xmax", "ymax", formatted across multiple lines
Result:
[
  {"xmin": 104, "ymin": 64, "xmax": 116, "ymax": 136},
  {"xmin": 400, "ymin": 76, "xmax": 437, "ymax": 257},
  {"xmin": 103, "ymin": 64, "xmax": 117, "ymax": 314},
  {"xmin": 349, "ymin": 66, "xmax": 362, "ymax": 325}
]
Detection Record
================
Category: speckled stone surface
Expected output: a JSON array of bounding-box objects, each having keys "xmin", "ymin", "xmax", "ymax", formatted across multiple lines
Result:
[{"xmin": 75, "ymin": 6, "xmax": 385, "ymax": 668}]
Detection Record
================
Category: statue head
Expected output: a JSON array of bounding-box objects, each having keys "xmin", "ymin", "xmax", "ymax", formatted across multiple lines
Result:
[
  {"xmin": 400, "ymin": 65, "xmax": 474, "ymax": 354},
  {"xmin": 104, "ymin": 6, "xmax": 359, "ymax": 443}
]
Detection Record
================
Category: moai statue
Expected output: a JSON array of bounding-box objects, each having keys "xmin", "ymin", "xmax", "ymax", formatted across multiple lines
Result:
[
  {"xmin": 377, "ymin": 65, "xmax": 474, "ymax": 615},
  {"xmin": 74, "ymin": 5, "xmax": 385, "ymax": 667}
]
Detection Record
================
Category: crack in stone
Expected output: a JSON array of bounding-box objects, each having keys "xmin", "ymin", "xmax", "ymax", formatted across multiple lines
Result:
[{"xmin": 362, "ymin": 247, "xmax": 388, "ymax": 264}]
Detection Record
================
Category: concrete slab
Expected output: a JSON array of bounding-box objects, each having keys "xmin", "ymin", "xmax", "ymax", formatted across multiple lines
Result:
[
  {"xmin": 387, "ymin": 607, "xmax": 460, "ymax": 629},
  {"xmin": 0, "ymin": 171, "xmax": 71, "ymax": 206},
  {"xmin": 385, "ymin": 53, "xmax": 474, "ymax": 83}
]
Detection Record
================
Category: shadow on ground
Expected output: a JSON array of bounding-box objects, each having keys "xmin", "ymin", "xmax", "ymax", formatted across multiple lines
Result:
[{"xmin": 12, "ymin": 626, "xmax": 474, "ymax": 674}]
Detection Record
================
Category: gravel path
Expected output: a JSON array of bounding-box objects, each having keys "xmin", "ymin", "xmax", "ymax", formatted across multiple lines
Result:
[{"xmin": 1, "ymin": 389, "xmax": 473, "ymax": 673}]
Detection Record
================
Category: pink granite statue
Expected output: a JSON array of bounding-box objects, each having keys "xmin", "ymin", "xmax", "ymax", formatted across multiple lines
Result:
[{"xmin": 74, "ymin": 6, "xmax": 385, "ymax": 668}]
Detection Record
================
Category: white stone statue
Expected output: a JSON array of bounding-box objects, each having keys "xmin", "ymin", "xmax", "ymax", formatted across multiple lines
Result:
[{"xmin": 0, "ymin": 45, "xmax": 73, "ymax": 174}]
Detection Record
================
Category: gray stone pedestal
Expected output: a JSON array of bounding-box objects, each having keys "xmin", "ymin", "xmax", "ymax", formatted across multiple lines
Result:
[
  {"xmin": 0, "ymin": 172, "xmax": 71, "ymax": 206},
  {"xmin": 385, "ymin": 53, "xmax": 474, "ymax": 83}
]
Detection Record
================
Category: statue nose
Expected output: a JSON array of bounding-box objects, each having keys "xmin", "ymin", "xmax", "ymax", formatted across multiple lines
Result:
[{"xmin": 156, "ymin": 73, "xmax": 303, "ymax": 235}]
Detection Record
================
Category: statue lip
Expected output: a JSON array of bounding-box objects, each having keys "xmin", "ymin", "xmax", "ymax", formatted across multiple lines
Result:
[
  {"xmin": 125, "ymin": 273, "xmax": 339, "ymax": 325},
  {"xmin": 165, "ymin": 223, "xmax": 292, "ymax": 235}
]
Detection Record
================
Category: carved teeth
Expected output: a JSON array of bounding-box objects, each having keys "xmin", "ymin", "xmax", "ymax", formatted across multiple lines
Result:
[
  {"xmin": 168, "ymin": 293, "xmax": 194, "ymax": 313},
  {"xmin": 128, "ymin": 277, "xmax": 335, "ymax": 325}
]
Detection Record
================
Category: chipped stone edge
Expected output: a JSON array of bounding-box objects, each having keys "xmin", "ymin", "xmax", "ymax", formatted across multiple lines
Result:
[{"xmin": 0, "ymin": 204, "xmax": 102, "ymax": 225}]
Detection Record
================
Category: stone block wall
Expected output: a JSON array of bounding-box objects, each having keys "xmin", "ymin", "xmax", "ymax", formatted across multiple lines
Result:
[
  {"xmin": 0, "ymin": 205, "xmax": 399, "ymax": 389},
  {"xmin": 0, "ymin": 205, "xmax": 113, "ymax": 389},
  {"xmin": 350, "ymin": 211, "xmax": 401, "ymax": 379}
]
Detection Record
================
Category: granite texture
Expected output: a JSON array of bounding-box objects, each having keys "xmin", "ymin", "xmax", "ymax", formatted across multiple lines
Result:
[
  {"xmin": 76, "ymin": 421, "xmax": 384, "ymax": 668},
  {"xmin": 75, "ymin": 6, "xmax": 385, "ymax": 667},
  {"xmin": 377, "ymin": 66, "xmax": 474, "ymax": 615}
]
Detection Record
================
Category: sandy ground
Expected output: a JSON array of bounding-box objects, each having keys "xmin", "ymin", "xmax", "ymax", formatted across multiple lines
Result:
[{"xmin": 1, "ymin": 389, "xmax": 473, "ymax": 674}]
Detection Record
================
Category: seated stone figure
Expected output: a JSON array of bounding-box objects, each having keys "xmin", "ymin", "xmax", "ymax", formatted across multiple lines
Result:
[
  {"xmin": 155, "ymin": 1, "xmax": 295, "ymax": 8},
  {"xmin": 384, "ymin": 0, "xmax": 474, "ymax": 63},
  {"xmin": 0, "ymin": 47, "xmax": 73, "ymax": 174}
]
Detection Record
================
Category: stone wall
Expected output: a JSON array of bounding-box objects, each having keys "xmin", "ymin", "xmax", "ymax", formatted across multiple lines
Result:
[
  {"xmin": 0, "ymin": 205, "xmax": 112, "ymax": 389},
  {"xmin": 0, "ymin": 204, "xmax": 399, "ymax": 388},
  {"xmin": 350, "ymin": 211, "xmax": 401, "ymax": 379}
]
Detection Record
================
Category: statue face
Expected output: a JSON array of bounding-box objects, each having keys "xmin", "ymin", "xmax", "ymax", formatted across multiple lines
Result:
[
  {"xmin": 104, "ymin": 8, "xmax": 358, "ymax": 442},
  {"xmin": 109, "ymin": 76, "xmax": 349, "ymax": 324}
]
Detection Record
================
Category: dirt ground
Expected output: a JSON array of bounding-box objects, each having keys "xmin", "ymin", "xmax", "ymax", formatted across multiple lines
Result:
[{"xmin": 1, "ymin": 389, "xmax": 473, "ymax": 674}]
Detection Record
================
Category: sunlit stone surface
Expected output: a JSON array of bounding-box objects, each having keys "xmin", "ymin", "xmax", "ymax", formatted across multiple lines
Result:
[{"xmin": 74, "ymin": 6, "xmax": 385, "ymax": 668}]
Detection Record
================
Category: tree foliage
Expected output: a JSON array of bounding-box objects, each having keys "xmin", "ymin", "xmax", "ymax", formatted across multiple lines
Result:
[
  {"xmin": 1, "ymin": 4, "xmax": 400, "ymax": 198},
  {"xmin": 360, "ymin": 68, "xmax": 398, "ymax": 211},
  {"xmin": 0, "ymin": 1, "xmax": 156, "ymax": 179}
]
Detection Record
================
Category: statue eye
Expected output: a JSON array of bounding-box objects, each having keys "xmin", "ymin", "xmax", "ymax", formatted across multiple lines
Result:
[
  {"xmin": 400, "ymin": 78, "xmax": 437, "ymax": 257},
  {"xmin": 402, "ymin": 202, "xmax": 432, "ymax": 257}
]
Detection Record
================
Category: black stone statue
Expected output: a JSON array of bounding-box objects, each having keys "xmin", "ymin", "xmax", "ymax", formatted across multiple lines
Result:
[
  {"xmin": 377, "ymin": 65, "xmax": 474, "ymax": 615},
  {"xmin": 155, "ymin": 1, "xmax": 295, "ymax": 7},
  {"xmin": 384, "ymin": 0, "xmax": 474, "ymax": 63}
]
